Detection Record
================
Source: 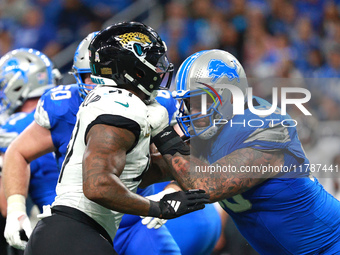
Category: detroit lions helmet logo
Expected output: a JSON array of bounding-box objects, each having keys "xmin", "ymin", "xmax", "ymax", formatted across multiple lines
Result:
[
  {"xmin": 208, "ymin": 59, "xmax": 240, "ymax": 83},
  {"xmin": 116, "ymin": 32, "xmax": 152, "ymax": 58},
  {"xmin": 1, "ymin": 58, "xmax": 28, "ymax": 83}
]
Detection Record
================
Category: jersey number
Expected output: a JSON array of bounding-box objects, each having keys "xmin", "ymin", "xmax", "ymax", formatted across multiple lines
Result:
[
  {"xmin": 219, "ymin": 194, "xmax": 252, "ymax": 213},
  {"xmin": 51, "ymin": 85, "xmax": 72, "ymax": 100}
]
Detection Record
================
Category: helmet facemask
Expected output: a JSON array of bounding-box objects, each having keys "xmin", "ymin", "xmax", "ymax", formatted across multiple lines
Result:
[
  {"xmin": 175, "ymin": 87, "xmax": 228, "ymax": 140},
  {"xmin": 71, "ymin": 31, "xmax": 99, "ymax": 101},
  {"xmin": 174, "ymin": 49, "xmax": 248, "ymax": 140},
  {"xmin": 72, "ymin": 68, "xmax": 96, "ymax": 100}
]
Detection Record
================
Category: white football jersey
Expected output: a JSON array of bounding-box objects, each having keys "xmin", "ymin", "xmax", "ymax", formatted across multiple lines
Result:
[{"xmin": 53, "ymin": 86, "xmax": 151, "ymax": 240}]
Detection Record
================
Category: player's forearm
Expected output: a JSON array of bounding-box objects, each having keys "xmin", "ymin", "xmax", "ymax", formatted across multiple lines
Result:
[
  {"xmin": 162, "ymin": 152, "xmax": 257, "ymax": 202},
  {"xmin": 0, "ymin": 177, "xmax": 7, "ymax": 216},
  {"xmin": 161, "ymin": 153, "xmax": 226, "ymax": 200},
  {"xmin": 139, "ymin": 153, "xmax": 173, "ymax": 188},
  {"xmin": 2, "ymin": 146, "xmax": 30, "ymax": 199},
  {"xmin": 83, "ymin": 172, "xmax": 152, "ymax": 216},
  {"xmin": 162, "ymin": 148, "xmax": 283, "ymax": 202}
]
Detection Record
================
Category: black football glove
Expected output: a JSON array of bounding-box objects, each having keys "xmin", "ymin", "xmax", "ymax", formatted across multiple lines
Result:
[{"xmin": 148, "ymin": 189, "xmax": 210, "ymax": 219}]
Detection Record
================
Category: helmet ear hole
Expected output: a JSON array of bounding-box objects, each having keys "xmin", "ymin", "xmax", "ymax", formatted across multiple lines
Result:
[{"xmin": 14, "ymin": 86, "xmax": 22, "ymax": 92}]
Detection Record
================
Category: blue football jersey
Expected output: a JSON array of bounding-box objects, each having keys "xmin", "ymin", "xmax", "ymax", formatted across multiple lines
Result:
[
  {"xmin": 35, "ymin": 84, "xmax": 82, "ymax": 171},
  {"xmin": 203, "ymin": 96, "xmax": 340, "ymax": 254},
  {"xmin": 0, "ymin": 111, "xmax": 59, "ymax": 212}
]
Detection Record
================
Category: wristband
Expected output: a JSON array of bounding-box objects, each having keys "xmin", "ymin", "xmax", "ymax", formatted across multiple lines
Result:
[
  {"xmin": 148, "ymin": 200, "xmax": 161, "ymax": 217},
  {"xmin": 152, "ymin": 126, "xmax": 190, "ymax": 156},
  {"xmin": 7, "ymin": 194, "xmax": 26, "ymax": 214}
]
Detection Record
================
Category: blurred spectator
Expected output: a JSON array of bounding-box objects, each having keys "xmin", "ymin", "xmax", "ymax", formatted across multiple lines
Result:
[
  {"xmin": 190, "ymin": 0, "xmax": 221, "ymax": 50},
  {"xmin": 11, "ymin": 5, "xmax": 61, "ymax": 58},
  {"xmin": 159, "ymin": 1, "xmax": 196, "ymax": 68},
  {"xmin": 56, "ymin": 0, "xmax": 103, "ymax": 48},
  {"xmin": 295, "ymin": 0, "xmax": 326, "ymax": 30},
  {"xmin": 291, "ymin": 17, "xmax": 320, "ymax": 72},
  {"xmin": 304, "ymin": 47, "xmax": 325, "ymax": 77},
  {"xmin": 271, "ymin": 0, "xmax": 297, "ymax": 37},
  {"xmin": 316, "ymin": 44, "xmax": 340, "ymax": 77},
  {"xmin": 31, "ymin": 0, "xmax": 62, "ymax": 27},
  {"xmin": 0, "ymin": 21, "xmax": 12, "ymax": 56},
  {"xmin": 247, "ymin": 0, "xmax": 270, "ymax": 14},
  {"xmin": 218, "ymin": 21, "xmax": 244, "ymax": 61},
  {"xmin": 322, "ymin": 0, "xmax": 340, "ymax": 37},
  {"xmin": 229, "ymin": 0, "xmax": 248, "ymax": 33},
  {"xmin": 82, "ymin": 0, "xmax": 133, "ymax": 17},
  {"xmin": 323, "ymin": 20, "xmax": 340, "ymax": 57},
  {"xmin": 0, "ymin": 0, "xmax": 30, "ymax": 24},
  {"xmin": 243, "ymin": 8, "xmax": 275, "ymax": 78}
]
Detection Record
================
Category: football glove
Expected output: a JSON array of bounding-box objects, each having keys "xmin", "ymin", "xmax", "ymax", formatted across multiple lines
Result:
[
  {"xmin": 4, "ymin": 194, "xmax": 32, "ymax": 250},
  {"xmin": 148, "ymin": 189, "xmax": 210, "ymax": 219},
  {"xmin": 141, "ymin": 188, "xmax": 176, "ymax": 229}
]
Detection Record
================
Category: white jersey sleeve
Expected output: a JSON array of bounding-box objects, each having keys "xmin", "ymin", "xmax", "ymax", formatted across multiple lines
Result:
[
  {"xmin": 34, "ymin": 98, "xmax": 51, "ymax": 129},
  {"xmin": 53, "ymin": 86, "xmax": 151, "ymax": 240}
]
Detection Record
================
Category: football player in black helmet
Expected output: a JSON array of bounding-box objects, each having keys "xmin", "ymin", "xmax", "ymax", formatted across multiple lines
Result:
[
  {"xmin": 23, "ymin": 22, "xmax": 208, "ymax": 255},
  {"xmin": 89, "ymin": 21, "xmax": 174, "ymax": 103}
]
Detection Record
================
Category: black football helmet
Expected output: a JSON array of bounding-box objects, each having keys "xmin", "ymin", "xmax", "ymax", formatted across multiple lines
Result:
[{"xmin": 88, "ymin": 21, "xmax": 173, "ymax": 100}]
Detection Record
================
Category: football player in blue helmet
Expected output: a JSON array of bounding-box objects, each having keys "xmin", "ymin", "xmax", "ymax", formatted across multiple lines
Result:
[
  {"xmin": 0, "ymin": 48, "xmax": 61, "ymax": 116},
  {"xmin": 0, "ymin": 35, "xmax": 96, "ymax": 250},
  {"xmin": 0, "ymin": 48, "xmax": 61, "ymax": 250},
  {"xmin": 174, "ymin": 49, "xmax": 248, "ymax": 139},
  {"xmin": 71, "ymin": 32, "xmax": 98, "ymax": 100},
  {"xmin": 148, "ymin": 49, "xmax": 340, "ymax": 254},
  {"xmin": 143, "ymin": 90, "xmax": 222, "ymax": 255}
]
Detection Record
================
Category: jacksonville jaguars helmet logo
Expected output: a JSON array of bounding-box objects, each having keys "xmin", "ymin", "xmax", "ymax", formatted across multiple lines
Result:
[
  {"xmin": 116, "ymin": 32, "xmax": 152, "ymax": 58},
  {"xmin": 208, "ymin": 59, "xmax": 240, "ymax": 83}
]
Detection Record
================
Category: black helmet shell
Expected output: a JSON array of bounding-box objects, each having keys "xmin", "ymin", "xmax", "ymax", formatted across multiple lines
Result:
[{"xmin": 89, "ymin": 21, "xmax": 173, "ymax": 97}]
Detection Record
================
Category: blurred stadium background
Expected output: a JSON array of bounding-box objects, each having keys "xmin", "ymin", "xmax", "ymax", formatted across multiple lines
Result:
[{"xmin": 1, "ymin": 0, "xmax": 340, "ymax": 254}]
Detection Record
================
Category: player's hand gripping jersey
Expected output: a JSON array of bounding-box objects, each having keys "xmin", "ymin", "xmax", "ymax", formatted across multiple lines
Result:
[{"xmin": 52, "ymin": 86, "xmax": 151, "ymax": 241}]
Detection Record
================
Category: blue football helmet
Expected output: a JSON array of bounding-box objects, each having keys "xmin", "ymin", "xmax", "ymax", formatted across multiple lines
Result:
[
  {"xmin": 173, "ymin": 49, "xmax": 248, "ymax": 139},
  {"xmin": 71, "ymin": 31, "xmax": 99, "ymax": 100},
  {"xmin": 0, "ymin": 48, "xmax": 61, "ymax": 116}
]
